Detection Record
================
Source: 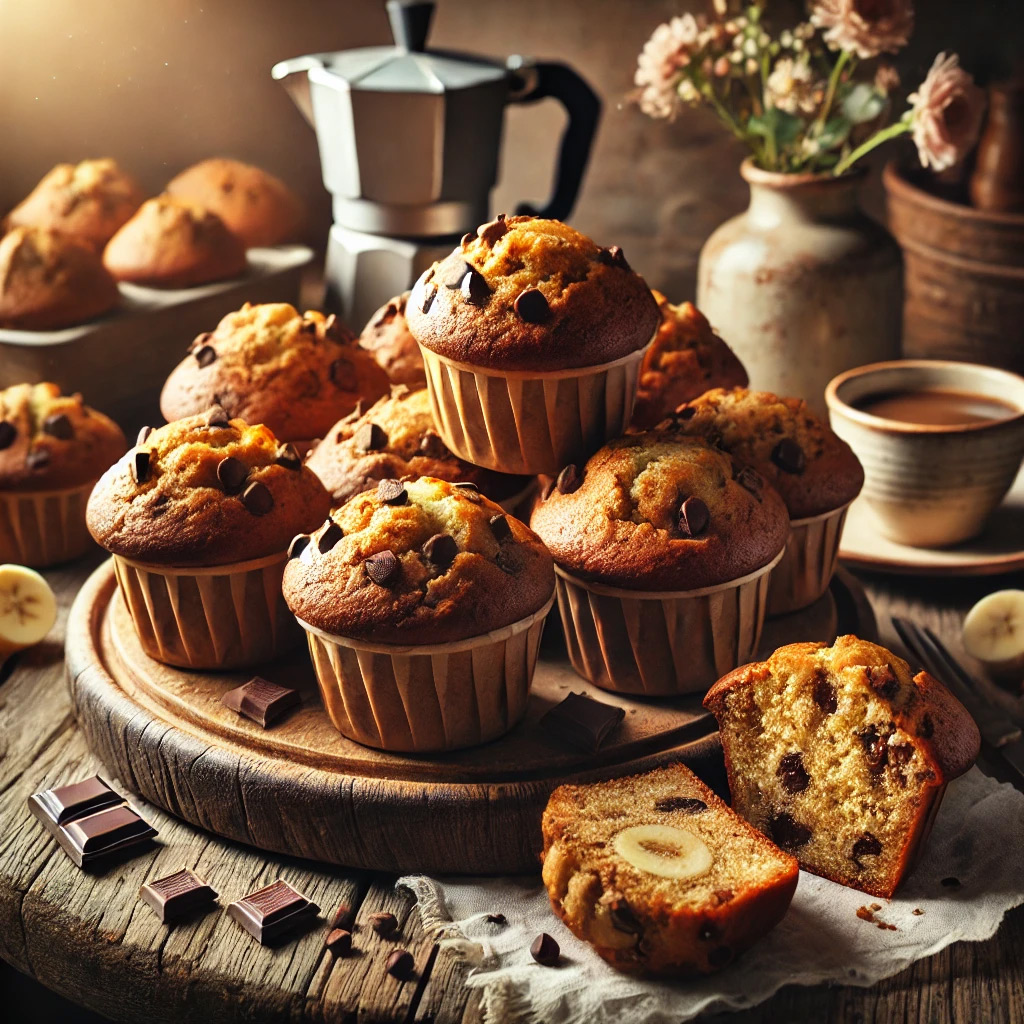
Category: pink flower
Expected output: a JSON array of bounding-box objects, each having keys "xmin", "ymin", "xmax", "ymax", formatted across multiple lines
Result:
[
  {"xmin": 908, "ymin": 53, "xmax": 985, "ymax": 172},
  {"xmin": 634, "ymin": 14, "xmax": 704, "ymax": 120},
  {"xmin": 811, "ymin": 0, "xmax": 914, "ymax": 59}
]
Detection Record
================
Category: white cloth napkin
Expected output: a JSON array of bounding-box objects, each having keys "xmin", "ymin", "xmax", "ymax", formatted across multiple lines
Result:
[{"xmin": 400, "ymin": 767, "xmax": 1024, "ymax": 1023}]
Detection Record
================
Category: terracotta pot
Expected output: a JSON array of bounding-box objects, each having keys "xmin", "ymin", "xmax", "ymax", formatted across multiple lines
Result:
[{"xmin": 697, "ymin": 159, "xmax": 902, "ymax": 415}]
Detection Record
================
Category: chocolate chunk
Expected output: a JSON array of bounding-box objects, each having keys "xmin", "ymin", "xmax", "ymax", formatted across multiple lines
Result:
[
  {"xmin": 217, "ymin": 456, "xmax": 247, "ymax": 493},
  {"xmin": 678, "ymin": 496, "xmax": 709, "ymax": 538},
  {"xmin": 370, "ymin": 911, "xmax": 398, "ymax": 937},
  {"xmin": 139, "ymin": 869, "xmax": 218, "ymax": 923},
  {"xmin": 461, "ymin": 231, "xmax": 477, "ymax": 246},
  {"xmin": 42, "ymin": 413, "xmax": 73, "ymax": 440},
  {"xmin": 194, "ymin": 344, "xmax": 217, "ymax": 367},
  {"xmin": 377, "ymin": 478, "xmax": 407, "ymax": 505},
  {"xmin": 769, "ymin": 812, "xmax": 812, "ymax": 850},
  {"xmin": 355, "ymin": 422, "xmax": 388, "ymax": 452},
  {"xmin": 654, "ymin": 796, "xmax": 708, "ymax": 814},
  {"xmin": 330, "ymin": 357, "xmax": 355, "ymax": 389},
  {"xmin": 917, "ymin": 714, "xmax": 934, "ymax": 739},
  {"xmin": 26, "ymin": 448, "xmax": 50, "ymax": 470},
  {"xmin": 478, "ymin": 216, "xmax": 508, "ymax": 246},
  {"xmin": 28, "ymin": 775, "xmax": 122, "ymax": 827},
  {"xmin": 676, "ymin": 405, "xmax": 696, "ymax": 421},
  {"xmin": 189, "ymin": 331, "xmax": 213, "ymax": 352},
  {"xmin": 514, "ymin": 288, "xmax": 550, "ymax": 324},
  {"xmin": 227, "ymin": 880, "xmax": 320, "ymax": 946},
  {"xmin": 941, "ymin": 876, "xmax": 961, "ymax": 888},
  {"xmin": 325, "ymin": 928, "xmax": 352, "ymax": 956},
  {"xmin": 812, "ymin": 674, "xmax": 838, "ymax": 714},
  {"xmin": 460, "ymin": 268, "xmax": 490, "ymax": 306},
  {"xmin": 386, "ymin": 949, "xmax": 415, "ymax": 979},
  {"xmin": 867, "ymin": 665, "xmax": 898, "ymax": 699},
  {"xmin": 221, "ymin": 676, "xmax": 300, "ymax": 728},
  {"xmin": 131, "ymin": 449, "xmax": 151, "ymax": 485},
  {"xmin": 242, "ymin": 480, "xmax": 273, "ymax": 516},
  {"xmin": 365, "ymin": 550, "xmax": 400, "ymax": 586},
  {"xmin": 0, "ymin": 421, "xmax": 16, "ymax": 449},
  {"xmin": 439, "ymin": 257, "xmax": 474, "ymax": 289},
  {"xmin": 540, "ymin": 691, "xmax": 625, "ymax": 753},
  {"xmin": 288, "ymin": 534, "xmax": 310, "ymax": 559},
  {"xmin": 136, "ymin": 425, "xmax": 153, "ymax": 446},
  {"xmin": 454, "ymin": 481, "xmax": 482, "ymax": 503},
  {"xmin": 423, "ymin": 533, "xmax": 458, "ymax": 570},
  {"xmin": 488, "ymin": 514, "xmax": 512, "ymax": 542},
  {"xmin": 485, "ymin": 913, "xmax": 507, "ymax": 926},
  {"xmin": 419, "ymin": 282, "xmax": 438, "ymax": 314},
  {"xmin": 318, "ymin": 520, "xmax": 344, "ymax": 553},
  {"xmin": 858, "ymin": 725, "xmax": 888, "ymax": 773},
  {"xmin": 530, "ymin": 932, "xmax": 560, "ymax": 966},
  {"xmin": 556, "ymin": 464, "xmax": 583, "ymax": 494},
  {"xmin": 276, "ymin": 443, "xmax": 302, "ymax": 470},
  {"xmin": 851, "ymin": 832, "xmax": 882, "ymax": 867},
  {"xmin": 609, "ymin": 900, "xmax": 642, "ymax": 936},
  {"xmin": 55, "ymin": 804, "xmax": 157, "ymax": 868},
  {"xmin": 204, "ymin": 404, "xmax": 230, "ymax": 428},
  {"xmin": 418, "ymin": 431, "xmax": 446, "ymax": 458},
  {"xmin": 771, "ymin": 438, "xmax": 805, "ymax": 474},
  {"xmin": 734, "ymin": 465, "xmax": 764, "ymax": 499},
  {"xmin": 708, "ymin": 946, "xmax": 733, "ymax": 968},
  {"xmin": 777, "ymin": 752, "xmax": 810, "ymax": 794},
  {"xmin": 597, "ymin": 245, "xmax": 630, "ymax": 271},
  {"xmin": 332, "ymin": 903, "xmax": 355, "ymax": 930}
]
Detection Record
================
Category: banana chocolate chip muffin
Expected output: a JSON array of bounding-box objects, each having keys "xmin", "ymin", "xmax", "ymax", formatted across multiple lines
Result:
[
  {"xmin": 283, "ymin": 476, "xmax": 555, "ymax": 751},
  {"xmin": 631, "ymin": 293, "xmax": 748, "ymax": 430},
  {"xmin": 359, "ymin": 292, "xmax": 425, "ymax": 388},
  {"xmin": 160, "ymin": 302, "xmax": 390, "ymax": 447},
  {"xmin": 305, "ymin": 387, "xmax": 531, "ymax": 508},
  {"xmin": 531, "ymin": 431, "xmax": 789, "ymax": 695},
  {"xmin": 404, "ymin": 215, "xmax": 661, "ymax": 475},
  {"xmin": 0, "ymin": 382, "xmax": 126, "ymax": 565},
  {"xmin": 705, "ymin": 636, "xmax": 980, "ymax": 898}
]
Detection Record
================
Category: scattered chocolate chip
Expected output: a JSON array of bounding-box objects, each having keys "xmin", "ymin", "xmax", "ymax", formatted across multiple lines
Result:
[
  {"xmin": 43, "ymin": 413, "xmax": 73, "ymax": 440},
  {"xmin": 488, "ymin": 514, "xmax": 512, "ymax": 542},
  {"xmin": 318, "ymin": 520, "xmax": 343, "ymax": 554},
  {"xmin": 386, "ymin": 949, "xmax": 414, "ymax": 979},
  {"xmin": 365, "ymin": 550, "xmax": 400, "ymax": 586},
  {"xmin": 485, "ymin": 913, "xmax": 507, "ymax": 926},
  {"xmin": 609, "ymin": 901, "xmax": 642, "ymax": 936},
  {"xmin": 858, "ymin": 725, "xmax": 888, "ymax": 774},
  {"xmin": 812, "ymin": 674, "xmax": 838, "ymax": 715},
  {"xmin": 26, "ymin": 448, "xmax": 50, "ymax": 470},
  {"xmin": 377, "ymin": 478, "xmax": 407, "ymax": 505},
  {"xmin": 221, "ymin": 676, "xmax": 300, "ymax": 728},
  {"xmin": 556, "ymin": 464, "xmax": 582, "ymax": 494},
  {"xmin": 654, "ymin": 796, "xmax": 708, "ymax": 814},
  {"xmin": 130, "ymin": 449, "xmax": 151, "ymax": 485},
  {"xmin": 867, "ymin": 665, "xmax": 898, "ymax": 699},
  {"xmin": 194, "ymin": 344, "xmax": 217, "ymax": 367},
  {"xmin": 852, "ymin": 832, "xmax": 882, "ymax": 867},
  {"xmin": 204, "ymin": 404, "xmax": 230, "ymax": 428},
  {"xmin": 418, "ymin": 432, "xmax": 446, "ymax": 458},
  {"xmin": 355, "ymin": 422, "xmax": 388, "ymax": 452},
  {"xmin": 777, "ymin": 752, "xmax": 810, "ymax": 794},
  {"xmin": 514, "ymin": 288, "xmax": 550, "ymax": 324},
  {"xmin": 0, "ymin": 421, "xmax": 15, "ymax": 449},
  {"xmin": 540, "ymin": 692, "xmax": 625, "ymax": 753},
  {"xmin": 330, "ymin": 357, "xmax": 355, "ymax": 389},
  {"xmin": 439, "ymin": 257, "xmax": 474, "ymax": 289},
  {"xmin": 461, "ymin": 231, "xmax": 477, "ymax": 246},
  {"xmin": 771, "ymin": 438, "xmax": 805, "ymax": 474},
  {"xmin": 419, "ymin": 282, "xmax": 437, "ymax": 314},
  {"xmin": 370, "ymin": 911, "xmax": 398, "ymax": 937},
  {"xmin": 708, "ymin": 946, "xmax": 733, "ymax": 968},
  {"xmin": 597, "ymin": 245, "xmax": 630, "ymax": 271},
  {"xmin": 479, "ymin": 217, "xmax": 508, "ymax": 246},
  {"xmin": 734, "ymin": 465, "xmax": 763, "ymax": 499},
  {"xmin": 769, "ymin": 813, "xmax": 812, "ymax": 850},
  {"xmin": 698, "ymin": 922, "xmax": 717, "ymax": 942},
  {"xmin": 454, "ymin": 481, "xmax": 482, "ymax": 503},
  {"xmin": 941, "ymin": 876, "xmax": 961, "ymax": 888},
  {"xmin": 423, "ymin": 533, "xmax": 458, "ymax": 569},
  {"xmin": 325, "ymin": 928, "xmax": 351, "ymax": 957},
  {"xmin": 276, "ymin": 444, "xmax": 302, "ymax": 470},
  {"xmin": 530, "ymin": 932, "xmax": 560, "ymax": 966},
  {"xmin": 678, "ymin": 495, "xmax": 709, "ymax": 538},
  {"xmin": 217, "ymin": 456, "xmax": 247, "ymax": 493},
  {"xmin": 460, "ymin": 268, "xmax": 490, "ymax": 306},
  {"xmin": 136, "ymin": 425, "xmax": 153, "ymax": 446},
  {"xmin": 912, "ymin": 908, "xmax": 924, "ymax": 916},
  {"xmin": 332, "ymin": 903, "xmax": 355, "ymax": 930},
  {"xmin": 288, "ymin": 534, "xmax": 310, "ymax": 559},
  {"xmin": 917, "ymin": 714, "xmax": 934, "ymax": 739},
  {"xmin": 241, "ymin": 480, "xmax": 273, "ymax": 516}
]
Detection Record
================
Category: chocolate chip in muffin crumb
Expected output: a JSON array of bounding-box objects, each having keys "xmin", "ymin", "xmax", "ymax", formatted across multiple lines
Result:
[
  {"xmin": 812, "ymin": 674, "xmax": 838, "ymax": 715},
  {"xmin": 514, "ymin": 288, "xmax": 550, "ymax": 324},
  {"xmin": 678, "ymin": 496, "xmax": 709, "ymax": 538},
  {"xmin": 597, "ymin": 245, "xmax": 630, "ymax": 271},
  {"xmin": 318, "ymin": 520, "xmax": 343, "ymax": 553},
  {"xmin": 771, "ymin": 438, "xmax": 806, "ymax": 474},
  {"xmin": 377, "ymin": 478, "xmax": 407, "ymax": 505},
  {"xmin": 769, "ymin": 812, "xmax": 812, "ymax": 850},
  {"xmin": 489, "ymin": 514, "xmax": 512, "ymax": 542},
  {"xmin": 461, "ymin": 268, "xmax": 490, "ymax": 307},
  {"xmin": 42, "ymin": 413, "xmax": 73, "ymax": 440},
  {"xmin": 330, "ymin": 357, "xmax": 355, "ymax": 390},
  {"xmin": 423, "ymin": 533, "xmax": 458, "ymax": 570},
  {"xmin": 454, "ymin": 481, "xmax": 481, "ymax": 503},
  {"xmin": 204, "ymin": 404, "xmax": 231, "ymax": 428},
  {"xmin": 734, "ymin": 465, "xmax": 764, "ymax": 500},
  {"xmin": 194, "ymin": 344, "xmax": 217, "ymax": 367},
  {"xmin": 420, "ymin": 282, "xmax": 438, "ymax": 314},
  {"xmin": 852, "ymin": 832, "xmax": 882, "ymax": 867},
  {"xmin": 777, "ymin": 752, "xmax": 810, "ymax": 793},
  {"xmin": 217, "ymin": 456, "xmax": 247, "ymax": 493},
  {"xmin": 676, "ymin": 405, "xmax": 696, "ymax": 420},
  {"xmin": 26, "ymin": 448, "xmax": 50, "ymax": 470},
  {"xmin": 130, "ymin": 449, "xmax": 151, "ymax": 485},
  {"xmin": 0, "ymin": 421, "xmax": 15, "ymax": 449},
  {"xmin": 241, "ymin": 480, "xmax": 273, "ymax": 516},
  {"xmin": 439, "ymin": 257, "xmax": 473, "ymax": 289},
  {"xmin": 276, "ymin": 444, "xmax": 302, "ymax": 471},
  {"xmin": 365, "ymin": 549, "xmax": 400, "ymax": 587},
  {"xmin": 288, "ymin": 534, "xmax": 310, "ymax": 559},
  {"xmin": 355, "ymin": 422, "xmax": 388, "ymax": 452},
  {"xmin": 654, "ymin": 796, "xmax": 707, "ymax": 814},
  {"xmin": 556, "ymin": 464, "xmax": 583, "ymax": 494}
]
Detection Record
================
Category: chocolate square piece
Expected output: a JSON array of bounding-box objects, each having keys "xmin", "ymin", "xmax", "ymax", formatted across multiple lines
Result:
[
  {"xmin": 221, "ymin": 677, "xmax": 300, "ymax": 728},
  {"xmin": 56, "ymin": 805, "xmax": 158, "ymax": 868},
  {"xmin": 28, "ymin": 775, "xmax": 122, "ymax": 827},
  {"xmin": 227, "ymin": 879, "xmax": 320, "ymax": 945},
  {"xmin": 139, "ymin": 869, "xmax": 218, "ymax": 923},
  {"xmin": 540, "ymin": 692, "xmax": 625, "ymax": 753}
]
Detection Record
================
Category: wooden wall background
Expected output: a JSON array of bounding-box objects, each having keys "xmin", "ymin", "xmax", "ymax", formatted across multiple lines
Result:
[{"xmin": 1, "ymin": 0, "xmax": 1020, "ymax": 307}]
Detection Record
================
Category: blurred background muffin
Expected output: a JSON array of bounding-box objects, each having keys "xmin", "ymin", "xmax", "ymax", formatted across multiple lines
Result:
[{"xmin": 358, "ymin": 292, "xmax": 425, "ymax": 389}]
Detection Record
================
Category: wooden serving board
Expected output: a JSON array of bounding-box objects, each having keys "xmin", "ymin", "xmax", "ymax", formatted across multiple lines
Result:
[{"xmin": 67, "ymin": 559, "xmax": 875, "ymax": 874}]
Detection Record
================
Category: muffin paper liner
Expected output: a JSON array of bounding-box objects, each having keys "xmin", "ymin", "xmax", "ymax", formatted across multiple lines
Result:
[
  {"xmin": 553, "ymin": 550, "xmax": 783, "ymax": 697},
  {"xmin": 767, "ymin": 502, "xmax": 852, "ymax": 617},
  {"xmin": 0, "ymin": 481, "xmax": 97, "ymax": 567},
  {"xmin": 112, "ymin": 551, "xmax": 299, "ymax": 670},
  {"xmin": 418, "ymin": 342, "xmax": 652, "ymax": 476},
  {"xmin": 296, "ymin": 594, "xmax": 554, "ymax": 753}
]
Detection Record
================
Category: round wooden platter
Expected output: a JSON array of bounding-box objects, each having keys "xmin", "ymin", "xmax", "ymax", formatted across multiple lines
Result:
[{"xmin": 67, "ymin": 559, "xmax": 875, "ymax": 875}]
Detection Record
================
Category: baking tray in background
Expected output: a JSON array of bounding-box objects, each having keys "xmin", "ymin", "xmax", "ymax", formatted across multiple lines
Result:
[{"xmin": 0, "ymin": 245, "xmax": 315, "ymax": 428}]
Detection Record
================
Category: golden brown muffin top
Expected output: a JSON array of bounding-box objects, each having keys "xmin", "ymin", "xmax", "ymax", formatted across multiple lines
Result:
[
  {"xmin": 159, "ymin": 302, "xmax": 390, "ymax": 443},
  {"xmin": 359, "ymin": 292, "xmax": 426, "ymax": 388},
  {"xmin": 4, "ymin": 158, "xmax": 143, "ymax": 250},
  {"xmin": 669, "ymin": 388, "xmax": 864, "ymax": 519},
  {"xmin": 631, "ymin": 293, "xmax": 748, "ymax": 430},
  {"xmin": 0, "ymin": 382, "xmax": 125, "ymax": 491},
  {"xmin": 165, "ymin": 158, "xmax": 305, "ymax": 248},
  {"xmin": 86, "ymin": 410, "xmax": 331, "ymax": 566},
  {"xmin": 282, "ymin": 476, "xmax": 554, "ymax": 644},
  {"xmin": 0, "ymin": 226, "xmax": 121, "ymax": 331},
  {"xmin": 405, "ymin": 215, "xmax": 661, "ymax": 372},
  {"xmin": 530, "ymin": 431, "xmax": 789, "ymax": 591},
  {"xmin": 306, "ymin": 386, "xmax": 531, "ymax": 506}
]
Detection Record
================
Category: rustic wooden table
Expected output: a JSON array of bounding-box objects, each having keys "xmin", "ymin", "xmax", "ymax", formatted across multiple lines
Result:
[{"xmin": 1, "ymin": 554, "xmax": 1022, "ymax": 1024}]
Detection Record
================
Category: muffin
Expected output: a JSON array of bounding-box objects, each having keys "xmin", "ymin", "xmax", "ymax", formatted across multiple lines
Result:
[
  {"xmin": 0, "ymin": 382, "xmax": 125, "ymax": 565},
  {"xmin": 530, "ymin": 431, "xmax": 789, "ymax": 695},
  {"xmin": 305, "ymin": 387, "xmax": 532, "ymax": 509},
  {"xmin": 405, "ymin": 215, "xmax": 661, "ymax": 475},
  {"xmin": 165, "ymin": 158, "xmax": 305, "ymax": 248},
  {"xmin": 704, "ymin": 636, "xmax": 980, "ymax": 898},
  {"xmin": 4, "ymin": 158, "xmax": 143, "ymax": 250},
  {"xmin": 86, "ymin": 409, "xmax": 331, "ymax": 668},
  {"xmin": 160, "ymin": 302, "xmax": 390, "ymax": 448},
  {"xmin": 359, "ymin": 293, "xmax": 425, "ymax": 388},
  {"xmin": 0, "ymin": 227, "xmax": 120, "ymax": 330},
  {"xmin": 630, "ymin": 292, "xmax": 748, "ymax": 430},
  {"xmin": 671, "ymin": 388, "xmax": 864, "ymax": 614},
  {"xmin": 541, "ymin": 763, "xmax": 798, "ymax": 976},
  {"xmin": 283, "ymin": 476, "xmax": 555, "ymax": 751},
  {"xmin": 103, "ymin": 195, "xmax": 247, "ymax": 288}
]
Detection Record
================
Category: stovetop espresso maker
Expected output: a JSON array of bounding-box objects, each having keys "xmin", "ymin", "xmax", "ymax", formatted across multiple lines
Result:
[{"xmin": 273, "ymin": 0, "xmax": 600, "ymax": 329}]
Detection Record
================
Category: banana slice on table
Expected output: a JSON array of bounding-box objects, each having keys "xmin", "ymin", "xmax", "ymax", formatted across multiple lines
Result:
[
  {"xmin": 613, "ymin": 824, "xmax": 713, "ymax": 880},
  {"xmin": 962, "ymin": 590, "xmax": 1024, "ymax": 682},
  {"xmin": 0, "ymin": 564, "xmax": 57, "ymax": 661}
]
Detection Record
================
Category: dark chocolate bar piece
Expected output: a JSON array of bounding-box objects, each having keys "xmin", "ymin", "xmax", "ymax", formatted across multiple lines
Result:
[
  {"xmin": 139, "ymin": 869, "xmax": 218, "ymax": 923},
  {"xmin": 227, "ymin": 879, "xmax": 320, "ymax": 945},
  {"xmin": 28, "ymin": 775, "xmax": 122, "ymax": 827},
  {"xmin": 56, "ymin": 804, "xmax": 158, "ymax": 868},
  {"xmin": 540, "ymin": 692, "xmax": 625, "ymax": 753},
  {"xmin": 221, "ymin": 676, "xmax": 300, "ymax": 727}
]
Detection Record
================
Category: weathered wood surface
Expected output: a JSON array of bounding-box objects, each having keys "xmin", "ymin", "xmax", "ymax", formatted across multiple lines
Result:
[{"xmin": 1, "ymin": 555, "xmax": 1022, "ymax": 1023}]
